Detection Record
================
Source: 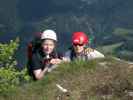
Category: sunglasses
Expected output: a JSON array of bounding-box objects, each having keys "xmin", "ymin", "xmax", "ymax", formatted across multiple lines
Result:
[{"xmin": 73, "ymin": 43, "xmax": 84, "ymax": 46}]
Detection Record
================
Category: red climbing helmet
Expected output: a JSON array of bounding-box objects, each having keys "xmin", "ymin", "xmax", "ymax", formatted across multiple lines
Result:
[{"xmin": 72, "ymin": 32, "xmax": 89, "ymax": 45}]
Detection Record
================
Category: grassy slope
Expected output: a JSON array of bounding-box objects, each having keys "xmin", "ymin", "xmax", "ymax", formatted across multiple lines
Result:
[
  {"xmin": 1, "ymin": 57, "xmax": 133, "ymax": 100},
  {"xmin": 96, "ymin": 42, "xmax": 124, "ymax": 55}
]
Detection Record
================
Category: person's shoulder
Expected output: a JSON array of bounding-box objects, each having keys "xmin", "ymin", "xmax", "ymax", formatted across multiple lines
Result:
[
  {"xmin": 64, "ymin": 50, "xmax": 71, "ymax": 56},
  {"xmin": 84, "ymin": 47, "xmax": 105, "ymax": 58},
  {"xmin": 65, "ymin": 50, "xmax": 71, "ymax": 53},
  {"xmin": 84, "ymin": 47, "xmax": 95, "ymax": 54}
]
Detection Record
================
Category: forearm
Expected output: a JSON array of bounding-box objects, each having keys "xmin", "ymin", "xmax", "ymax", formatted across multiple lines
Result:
[{"xmin": 34, "ymin": 67, "xmax": 48, "ymax": 80}]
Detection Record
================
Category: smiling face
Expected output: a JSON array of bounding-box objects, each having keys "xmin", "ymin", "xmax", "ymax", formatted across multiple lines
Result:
[
  {"xmin": 41, "ymin": 39, "xmax": 55, "ymax": 54},
  {"xmin": 73, "ymin": 43, "xmax": 85, "ymax": 54}
]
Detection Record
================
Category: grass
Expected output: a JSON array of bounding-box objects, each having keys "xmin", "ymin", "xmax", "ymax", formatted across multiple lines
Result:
[
  {"xmin": 97, "ymin": 42, "xmax": 123, "ymax": 55},
  {"xmin": 0, "ymin": 57, "xmax": 133, "ymax": 100},
  {"xmin": 113, "ymin": 28, "xmax": 133, "ymax": 36}
]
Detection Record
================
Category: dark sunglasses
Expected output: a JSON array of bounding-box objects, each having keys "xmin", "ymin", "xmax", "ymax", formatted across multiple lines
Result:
[{"xmin": 73, "ymin": 43, "xmax": 84, "ymax": 46}]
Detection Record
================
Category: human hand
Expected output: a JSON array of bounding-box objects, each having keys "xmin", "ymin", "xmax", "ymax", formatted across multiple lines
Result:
[
  {"xmin": 50, "ymin": 58, "xmax": 62, "ymax": 65},
  {"xmin": 62, "ymin": 57, "xmax": 70, "ymax": 62}
]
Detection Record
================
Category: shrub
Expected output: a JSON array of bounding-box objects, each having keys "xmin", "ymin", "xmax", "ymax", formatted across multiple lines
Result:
[{"xmin": 0, "ymin": 38, "xmax": 31, "ymax": 93}]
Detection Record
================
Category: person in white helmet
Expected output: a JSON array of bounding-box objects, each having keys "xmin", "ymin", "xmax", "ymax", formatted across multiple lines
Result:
[{"xmin": 29, "ymin": 29, "xmax": 63, "ymax": 80}]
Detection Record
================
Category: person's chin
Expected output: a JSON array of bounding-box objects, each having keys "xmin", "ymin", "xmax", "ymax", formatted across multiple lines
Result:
[
  {"xmin": 47, "ymin": 51, "xmax": 53, "ymax": 54},
  {"xmin": 44, "ymin": 51, "xmax": 50, "ymax": 54},
  {"xmin": 76, "ymin": 51, "xmax": 82, "ymax": 54}
]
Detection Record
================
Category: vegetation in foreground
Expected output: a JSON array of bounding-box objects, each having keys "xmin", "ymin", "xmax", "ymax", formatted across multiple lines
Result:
[{"xmin": 0, "ymin": 57, "xmax": 133, "ymax": 100}]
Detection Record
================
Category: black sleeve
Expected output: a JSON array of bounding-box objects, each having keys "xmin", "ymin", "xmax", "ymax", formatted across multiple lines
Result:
[{"xmin": 30, "ymin": 53, "xmax": 42, "ymax": 70}]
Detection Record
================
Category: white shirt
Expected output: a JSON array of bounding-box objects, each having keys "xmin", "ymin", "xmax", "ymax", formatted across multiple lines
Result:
[{"xmin": 64, "ymin": 48, "xmax": 104, "ymax": 61}]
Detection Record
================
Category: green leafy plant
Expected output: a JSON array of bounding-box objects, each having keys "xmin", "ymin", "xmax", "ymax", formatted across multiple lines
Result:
[{"xmin": 0, "ymin": 38, "xmax": 31, "ymax": 93}]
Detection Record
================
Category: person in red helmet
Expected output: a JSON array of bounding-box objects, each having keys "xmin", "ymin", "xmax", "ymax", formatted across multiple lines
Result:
[{"xmin": 64, "ymin": 32, "xmax": 104, "ymax": 61}]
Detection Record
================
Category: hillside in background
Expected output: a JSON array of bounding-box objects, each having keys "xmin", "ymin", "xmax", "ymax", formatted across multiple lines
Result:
[{"xmin": 0, "ymin": 0, "xmax": 133, "ymax": 66}]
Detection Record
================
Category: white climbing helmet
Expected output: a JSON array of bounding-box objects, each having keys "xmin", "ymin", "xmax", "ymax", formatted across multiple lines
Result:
[{"xmin": 41, "ymin": 29, "xmax": 57, "ymax": 41}]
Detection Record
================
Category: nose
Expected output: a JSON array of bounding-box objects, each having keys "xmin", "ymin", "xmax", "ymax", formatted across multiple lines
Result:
[{"xmin": 46, "ymin": 46, "xmax": 49, "ymax": 50}]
